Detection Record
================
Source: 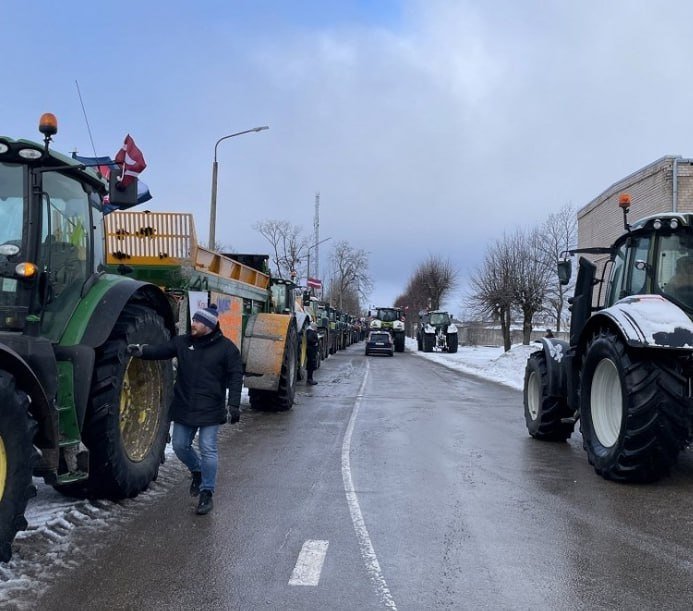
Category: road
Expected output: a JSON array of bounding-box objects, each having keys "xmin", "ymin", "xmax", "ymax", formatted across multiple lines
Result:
[{"xmin": 10, "ymin": 342, "xmax": 693, "ymax": 610}]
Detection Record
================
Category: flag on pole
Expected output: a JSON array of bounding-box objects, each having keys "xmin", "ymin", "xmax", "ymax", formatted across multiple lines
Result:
[
  {"xmin": 114, "ymin": 134, "xmax": 147, "ymax": 189},
  {"xmin": 307, "ymin": 277, "xmax": 322, "ymax": 290}
]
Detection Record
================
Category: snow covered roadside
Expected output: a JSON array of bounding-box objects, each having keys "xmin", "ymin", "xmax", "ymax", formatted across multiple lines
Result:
[{"xmin": 404, "ymin": 336, "xmax": 538, "ymax": 390}]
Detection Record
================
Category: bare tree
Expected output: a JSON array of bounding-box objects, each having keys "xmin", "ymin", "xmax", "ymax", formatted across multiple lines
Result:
[
  {"xmin": 325, "ymin": 240, "xmax": 373, "ymax": 311},
  {"xmin": 253, "ymin": 219, "xmax": 308, "ymax": 279},
  {"xmin": 538, "ymin": 203, "xmax": 577, "ymax": 332},
  {"xmin": 511, "ymin": 228, "xmax": 552, "ymax": 344},
  {"xmin": 394, "ymin": 255, "xmax": 457, "ymax": 336},
  {"xmin": 467, "ymin": 237, "xmax": 516, "ymax": 351},
  {"xmin": 414, "ymin": 255, "xmax": 458, "ymax": 310}
]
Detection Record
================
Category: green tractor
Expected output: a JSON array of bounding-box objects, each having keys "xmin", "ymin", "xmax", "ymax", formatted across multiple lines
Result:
[
  {"xmin": 0, "ymin": 114, "xmax": 180, "ymax": 561},
  {"xmin": 369, "ymin": 307, "xmax": 405, "ymax": 352}
]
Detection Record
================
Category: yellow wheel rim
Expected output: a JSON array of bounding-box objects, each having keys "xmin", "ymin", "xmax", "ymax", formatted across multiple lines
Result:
[
  {"xmin": 0, "ymin": 436, "xmax": 7, "ymax": 501},
  {"xmin": 119, "ymin": 358, "xmax": 162, "ymax": 462}
]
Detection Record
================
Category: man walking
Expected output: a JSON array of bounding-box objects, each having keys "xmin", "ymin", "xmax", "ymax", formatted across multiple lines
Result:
[
  {"xmin": 127, "ymin": 304, "xmax": 242, "ymax": 515},
  {"xmin": 306, "ymin": 320, "xmax": 319, "ymax": 385}
]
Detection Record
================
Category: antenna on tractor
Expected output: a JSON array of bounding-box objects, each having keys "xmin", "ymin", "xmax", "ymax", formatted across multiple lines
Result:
[{"xmin": 75, "ymin": 80, "xmax": 98, "ymax": 157}]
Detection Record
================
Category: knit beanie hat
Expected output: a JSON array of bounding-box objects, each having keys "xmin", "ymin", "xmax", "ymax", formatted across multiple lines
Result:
[{"xmin": 192, "ymin": 304, "xmax": 219, "ymax": 330}]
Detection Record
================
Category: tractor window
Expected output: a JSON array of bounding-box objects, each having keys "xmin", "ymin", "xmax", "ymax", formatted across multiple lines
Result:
[
  {"xmin": 429, "ymin": 312, "xmax": 449, "ymax": 326},
  {"xmin": 377, "ymin": 309, "xmax": 397, "ymax": 322},
  {"xmin": 0, "ymin": 163, "xmax": 24, "ymax": 247},
  {"xmin": 627, "ymin": 235, "xmax": 650, "ymax": 295},
  {"xmin": 606, "ymin": 243, "xmax": 627, "ymax": 306},
  {"xmin": 658, "ymin": 233, "xmax": 693, "ymax": 308},
  {"xmin": 270, "ymin": 283, "xmax": 291, "ymax": 314},
  {"xmin": 40, "ymin": 172, "xmax": 91, "ymax": 340}
]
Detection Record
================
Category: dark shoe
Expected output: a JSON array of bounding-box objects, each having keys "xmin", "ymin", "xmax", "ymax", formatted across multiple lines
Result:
[
  {"xmin": 196, "ymin": 490, "xmax": 213, "ymax": 515},
  {"xmin": 307, "ymin": 378, "xmax": 318, "ymax": 385},
  {"xmin": 189, "ymin": 471, "xmax": 202, "ymax": 497}
]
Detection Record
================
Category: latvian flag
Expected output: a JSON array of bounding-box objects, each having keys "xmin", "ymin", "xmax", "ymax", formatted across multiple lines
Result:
[{"xmin": 307, "ymin": 277, "xmax": 322, "ymax": 290}]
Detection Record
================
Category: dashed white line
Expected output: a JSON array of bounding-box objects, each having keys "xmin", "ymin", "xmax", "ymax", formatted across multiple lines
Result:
[
  {"xmin": 341, "ymin": 359, "xmax": 398, "ymax": 610},
  {"xmin": 289, "ymin": 539, "xmax": 329, "ymax": 586}
]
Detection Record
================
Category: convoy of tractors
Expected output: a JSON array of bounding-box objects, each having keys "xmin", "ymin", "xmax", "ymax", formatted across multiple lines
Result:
[
  {"xmin": 0, "ymin": 114, "xmax": 372, "ymax": 561},
  {"xmin": 5, "ymin": 111, "xmax": 688, "ymax": 566}
]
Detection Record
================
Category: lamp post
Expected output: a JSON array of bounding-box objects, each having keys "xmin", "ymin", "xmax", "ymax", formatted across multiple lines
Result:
[
  {"xmin": 306, "ymin": 237, "xmax": 331, "ymax": 285},
  {"xmin": 209, "ymin": 126, "xmax": 269, "ymax": 248}
]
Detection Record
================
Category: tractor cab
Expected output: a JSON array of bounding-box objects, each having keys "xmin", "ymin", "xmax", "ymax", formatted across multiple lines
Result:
[
  {"xmin": 606, "ymin": 213, "xmax": 693, "ymax": 312},
  {"xmin": 270, "ymin": 278, "xmax": 300, "ymax": 314},
  {"xmin": 0, "ymin": 114, "xmax": 136, "ymax": 341},
  {"xmin": 559, "ymin": 193, "xmax": 693, "ymax": 333}
]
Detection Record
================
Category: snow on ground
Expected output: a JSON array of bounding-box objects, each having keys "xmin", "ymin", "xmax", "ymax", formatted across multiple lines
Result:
[
  {"xmin": 0, "ymin": 340, "xmax": 536, "ymax": 604},
  {"xmin": 404, "ymin": 336, "xmax": 538, "ymax": 390}
]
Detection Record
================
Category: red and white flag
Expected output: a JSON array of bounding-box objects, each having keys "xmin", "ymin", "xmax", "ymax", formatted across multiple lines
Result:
[
  {"xmin": 114, "ymin": 134, "xmax": 147, "ymax": 188},
  {"xmin": 307, "ymin": 277, "xmax": 322, "ymax": 290}
]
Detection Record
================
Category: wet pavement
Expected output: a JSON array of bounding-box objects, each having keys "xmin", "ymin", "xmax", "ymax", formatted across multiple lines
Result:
[{"xmin": 7, "ymin": 343, "xmax": 693, "ymax": 610}]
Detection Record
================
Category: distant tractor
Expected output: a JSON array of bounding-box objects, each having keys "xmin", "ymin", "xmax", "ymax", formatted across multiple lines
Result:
[
  {"xmin": 369, "ymin": 307, "xmax": 406, "ymax": 352},
  {"xmin": 524, "ymin": 194, "xmax": 693, "ymax": 483},
  {"xmin": 417, "ymin": 310, "xmax": 458, "ymax": 353}
]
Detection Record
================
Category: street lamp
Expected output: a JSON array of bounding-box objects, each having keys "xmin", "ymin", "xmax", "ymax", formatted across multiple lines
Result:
[
  {"xmin": 209, "ymin": 126, "xmax": 269, "ymax": 248},
  {"xmin": 306, "ymin": 237, "xmax": 331, "ymax": 284}
]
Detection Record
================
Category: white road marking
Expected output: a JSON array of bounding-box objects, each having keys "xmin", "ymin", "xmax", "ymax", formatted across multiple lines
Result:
[
  {"xmin": 289, "ymin": 539, "xmax": 329, "ymax": 586},
  {"xmin": 341, "ymin": 359, "xmax": 398, "ymax": 610}
]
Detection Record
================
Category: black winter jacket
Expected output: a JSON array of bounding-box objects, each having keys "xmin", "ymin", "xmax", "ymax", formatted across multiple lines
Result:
[{"xmin": 140, "ymin": 327, "xmax": 243, "ymax": 427}]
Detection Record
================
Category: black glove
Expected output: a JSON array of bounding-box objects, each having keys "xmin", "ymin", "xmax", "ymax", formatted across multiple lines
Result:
[
  {"xmin": 127, "ymin": 344, "xmax": 144, "ymax": 357},
  {"xmin": 228, "ymin": 406, "xmax": 241, "ymax": 424}
]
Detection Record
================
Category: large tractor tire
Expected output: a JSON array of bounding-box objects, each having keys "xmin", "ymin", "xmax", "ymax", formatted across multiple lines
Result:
[
  {"xmin": 394, "ymin": 332, "xmax": 405, "ymax": 353},
  {"xmin": 447, "ymin": 333, "xmax": 458, "ymax": 353},
  {"xmin": 249, "ymin": 323, "xmax": 298, "ymax": 412},
  {"xmin": 81, "ymin": 304, "xmax": 172, "ymax": 498},
  {"xmin": 422, "ymin": 334, "xmax": 434, "ymax": 353},
  {"xmin": 524, "ymin": 351, "xmax": 573, "ymax": 441},
  {"xmin": 0, "ymin": 371, "xmax": 36, "ymax": 562},
  {"xmin": 417, "ymin": 333, "xmax": 423, "ymax": 351},
  {"xmin": 579, "ymin": 327, "xmax": 689, "ymax": 483}
]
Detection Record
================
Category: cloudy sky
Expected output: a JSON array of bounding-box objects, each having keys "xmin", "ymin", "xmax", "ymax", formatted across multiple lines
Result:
[{"xmin": 4, "ymin": 1, "xmax": 693, "ymax": 312}]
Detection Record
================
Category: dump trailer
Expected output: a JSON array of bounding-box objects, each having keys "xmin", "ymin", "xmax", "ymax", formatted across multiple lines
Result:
[
  {"xmin": 104, "ymin": 217, "xmax": 304, "ymax": 411},
  {"xmin": 417, "ymin": 310, "xmax": 458, "ymax": 353},
  {"xmin": 523, "ymin": 194, "xmax": 693, "ymax": 483},
  {"xmin": 369, "ymin": 307, "xmax": 405, "ymax": 352},
  {"xmin": 0, "ymin": 114, "xmax": 299, "ymax": 562}
]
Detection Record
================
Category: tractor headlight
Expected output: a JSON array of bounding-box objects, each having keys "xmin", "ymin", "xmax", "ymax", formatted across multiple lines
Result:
[{"xmin": 18, "ymin": 148, "xmax": 42, "ymax": 160}]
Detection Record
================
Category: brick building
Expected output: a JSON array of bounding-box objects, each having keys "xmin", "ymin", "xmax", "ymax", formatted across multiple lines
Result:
[{"xmin": 577, "ymin": 156, "xmax": 693, "ymax": 263}]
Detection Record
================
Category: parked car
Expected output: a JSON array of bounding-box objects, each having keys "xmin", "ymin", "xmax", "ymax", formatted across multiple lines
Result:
[{"xmin": 365, "ymin": 331, "xmax": 394, "ymax": 356}]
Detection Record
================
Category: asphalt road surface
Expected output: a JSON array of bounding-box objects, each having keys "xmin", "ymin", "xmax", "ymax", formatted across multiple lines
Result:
[{"xmin": 17, "ymin": 343, "xmax": 693, "ymax": 610}]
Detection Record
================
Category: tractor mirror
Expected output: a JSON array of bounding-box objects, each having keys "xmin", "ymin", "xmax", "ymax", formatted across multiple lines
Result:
[
  {"xmin": 108, "ymin": 172, "xmax": 138, "ymax": 208},
  {"xmin": 557, "ymin": 259, "xmax": 572, "ymax": 285}
]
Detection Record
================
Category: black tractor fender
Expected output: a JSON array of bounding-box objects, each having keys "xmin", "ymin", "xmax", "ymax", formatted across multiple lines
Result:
[
  {"xmin": 534, "ymin": 337, "xmax": 571, "ymax": 397},
  {"xmin": 78, "ymin": 277, "xmax": 177, "ymax": 348}
]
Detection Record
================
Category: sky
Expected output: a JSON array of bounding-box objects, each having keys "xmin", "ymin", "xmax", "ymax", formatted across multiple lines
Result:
[
  {"xmin": 0, "ymin": 340, "xmax": 531, "ymax": 602},
  {"xmin": 5, "ymin": 1, "xmax": 693, "ymax": 312}
]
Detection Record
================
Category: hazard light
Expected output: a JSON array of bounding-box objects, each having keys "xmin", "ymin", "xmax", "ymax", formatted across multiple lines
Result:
[
  {"xmin": 618, "ymin": 193, "xmax": 631, "ymax": 210},
  {"xmin": 39, "ymin": 113, "xmax": 58, "ymax": 137}
]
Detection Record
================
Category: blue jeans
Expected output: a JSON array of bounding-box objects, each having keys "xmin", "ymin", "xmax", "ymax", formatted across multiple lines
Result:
[{"xmin": 172, "ymin": 423, "xmax": 219, "ymax": 493}]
